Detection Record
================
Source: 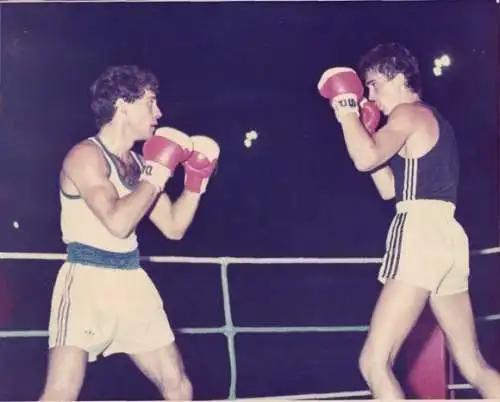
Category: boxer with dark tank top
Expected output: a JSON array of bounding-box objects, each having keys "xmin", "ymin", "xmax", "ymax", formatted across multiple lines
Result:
[{"xmin": 318, "ymin": 43, "xmax": 500, "ymax": 399}]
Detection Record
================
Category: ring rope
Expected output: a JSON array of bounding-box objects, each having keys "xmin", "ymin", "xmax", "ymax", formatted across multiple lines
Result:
[
  {"xmin": 0, "ymin": 245, "xmax": 497, "ymax": 263},
  {"xmin": 0, "ymin": 245, "xmax": 497, "ymax": 399},
  {"xmin": 1, "ymin": 310, "xmax": 499, "ymax": 339},
  {"xmin": 239, "ymin": 389, "xmax": 372, "ymax": 400}
]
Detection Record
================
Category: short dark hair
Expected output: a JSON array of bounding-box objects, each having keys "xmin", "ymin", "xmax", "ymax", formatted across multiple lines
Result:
[
  {"xmin": 90, "ymin": 65, "xmax": 159, "ymax": 128},
  {"xmin": 358, "ymin": 43, "xmax": 422, "ymax": 96}
]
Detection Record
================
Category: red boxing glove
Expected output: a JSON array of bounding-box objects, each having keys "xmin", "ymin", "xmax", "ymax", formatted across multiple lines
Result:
[
  {"xmin": 183, "ymin": 136, "xmax": 220, "ymax": 194},
  {"xmin": 317, "ymin": 67, "xmax": 364, "ymax": 100},
  {"xmin": 360, "ymin": 98, "xmax": 381, "ymax": 134},
  {"xmin": 317, "ymin": 67, "xmax": 364, "ymax": 122},
  {"xmin": 141, "ymin": 127, "xmax": 193, "ymax": 192}
]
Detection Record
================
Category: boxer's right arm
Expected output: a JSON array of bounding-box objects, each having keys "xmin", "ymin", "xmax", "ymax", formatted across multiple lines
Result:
[
  {"xmin": 362, "ymin": 102, "xmax": 394, "ymax": 200},
  {"xmin": 63, "ymin": 143, "xmax": 160, "ymax": 238},
  {"xmin": 370, "ymin": 165, "xmax": 395, "ymax": 200}
]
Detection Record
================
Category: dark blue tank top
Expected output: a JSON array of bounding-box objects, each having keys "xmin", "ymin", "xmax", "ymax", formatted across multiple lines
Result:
[{"xmin": 388, "ymin": 104, "xmax": 459, "ymax": 205}]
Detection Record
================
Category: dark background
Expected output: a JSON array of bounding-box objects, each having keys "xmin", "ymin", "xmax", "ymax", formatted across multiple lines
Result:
[{"xmin": 0, "ymin": 1, "xmax": 498, "ymax": 400}]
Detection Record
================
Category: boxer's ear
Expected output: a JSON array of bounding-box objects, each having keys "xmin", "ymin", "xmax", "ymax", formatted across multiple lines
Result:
[
  {"xmin": 393, "ymin": 73, "xmax": 406, "ymax": 89},
  {"xmin": 114, "ymin": 98, "xmax": 128, "ymax": 116}
]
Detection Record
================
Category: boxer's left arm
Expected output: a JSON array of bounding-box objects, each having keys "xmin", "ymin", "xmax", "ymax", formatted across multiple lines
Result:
[
  {"xmin": 147, "ymin": 135, "xmax": 220, "ymax": 240},
  {"xmin": 149, "ymin": 192, "xmax": 202, "ymax": 240},
  {"xmin": 132, "ymin": 154, "xmax": 201, "ymax": 241},
  {"xmin": 338, "ymin": 103, "xmax": 415, "ymax": 172},
  {"xmin": 370, "ymin": 165, "xmax": 395, "ymax": 200}
]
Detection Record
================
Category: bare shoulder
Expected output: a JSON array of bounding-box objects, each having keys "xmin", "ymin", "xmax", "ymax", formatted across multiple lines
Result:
[
  {"xmin": 388, "ymin": 102, "xmax": 421, "ymax": 124},
  {"xmin": 386, "ymin": 103, "xmax": 435, "ymax": 143},
  {"xmin": 399, "ymin": 103, "xmax": 439, "ymax": 157},
  {"xmin": 393, "ymin": 102, "xmax": 437, "ymax": 124},
  {"xmin": 62, "ymin": 139, "xmax": 108, "ymax": 179}
]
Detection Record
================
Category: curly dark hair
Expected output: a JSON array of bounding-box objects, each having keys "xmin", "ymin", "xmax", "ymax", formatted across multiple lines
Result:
[
  {"xmin": 90, "ymin": 65, "xmax": 159, "ymax": 128},
  {"xmin": 358, "ymin": 43, "xmax": 422, "ymax": 97}
]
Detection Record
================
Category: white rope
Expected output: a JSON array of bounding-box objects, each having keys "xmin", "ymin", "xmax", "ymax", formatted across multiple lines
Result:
[
  {"xmin": 0, "ymin": 252, "xmax": 380, "ymax": 264},
  {"xmin": 0, "ymin": 252, "xmax": 67, "ymax": 261},
  {"xmin": 0, "ymin": 325, "xmax": 372, "ymax": 338},
  {"xmin": 2, "ymin": 312, "xmax": 499, "ymax": 339},
  {"xmin": 181, "ymin": 325, "xmax": 371, "ymax": 334},
  {"xmin": 240, "ymin": 383, "xmax": 474, "ymax": 400},
  {"xmin": 0, "ymin": 330, "xmax": 48, "ymax": 337},
  {"xmin": 0, "ymin": 245, "xmax": 497, "ymax": 263},
  {"xmin": 224, "ymin": 257, "xmax": 381, "ymax": 264},
  {"xmin": 471, "ymin": 246, "xmax": 500, "ymax": 256},
  {"xmin": 241, "ymin": 389, "xmax": 372, "ymax": 400},
  {"xmin": 478, "ymin": 313, "xmax": 500, "ymax": 322},
  {"xmin": 448, "ymin": 383, "xmax": 473, "ymax": 390},
  {"xmin": 0, "ymin": 246, "xmax": 495, "ymax": 402}
]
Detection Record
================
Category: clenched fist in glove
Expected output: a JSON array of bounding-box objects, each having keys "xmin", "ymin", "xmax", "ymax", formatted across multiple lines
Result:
[
  {"xmin": 317, "ymin": 67, "xmax": 364, "ymax": 123},
  {"xmin": 183, "ymin": 136, "xmax": 220, "ymax": 194},
  {"xmin": 141, "ymin": 127, "xmax": 193, "ymax": 192},
  {"xmin": 360, "ymin": 98, "xmax": 381, "ymax": 134}
]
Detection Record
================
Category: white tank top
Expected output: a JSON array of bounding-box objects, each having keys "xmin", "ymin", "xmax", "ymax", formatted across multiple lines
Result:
[{"xmin": 60, "ymin": 137, "xmax": 143, "ymax": 253}]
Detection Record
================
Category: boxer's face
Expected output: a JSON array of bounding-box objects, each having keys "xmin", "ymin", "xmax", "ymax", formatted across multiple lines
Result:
[
  {"xmin": 365, "ymin": 70, "xmax": 403, "ymax": 116},
  {"xmin": 124, "ymin": 89, "xmax": 162, "ymax": 140}
]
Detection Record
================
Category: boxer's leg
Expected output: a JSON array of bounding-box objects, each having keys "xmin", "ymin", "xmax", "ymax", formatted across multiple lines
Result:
[
  {"xmin": 431, "ymin": 219, "xmax": 500, "ymax": 398},
  {"xmin": 41, "ymin": 262, "xmax": 108, "ymax": 400},
  {"xmin": 39, "ymin": 346, "xmax": 88, "ymax": 401},
  {"xmin": 106, "ymin": 268, "xmax": 191, "ymax": 400},
  {"xmin": 130, "ymin": 343, "xmax": 192, "ymax": 400},
  {"xmin": 431, "ymin": 292, "xmax": 500, "ymax": 398},
  {"xmin": 41, "ymin": 263, "xmax": 88, "ymax": 400},
  {"xmin": 359, "ymin": 279, "xmax": 429, "ymax": 399},
  {"xmin": 362, "ymin": 207, "xmax": 439, "ymax": 398}
]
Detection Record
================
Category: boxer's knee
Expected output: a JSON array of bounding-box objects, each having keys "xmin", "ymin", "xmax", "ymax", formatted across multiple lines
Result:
[
  {"xmin": 146, "ymin": 357, "xmax": 192, "ymax": 400},
  {"xmin": 159, "ymin": 373, "xmax": 193, "ymax": 401},
  {"xmin": 155, "ymin": 352, "xmax": 192, "ymax": 400},
  {"xmin": 359, "ymin": 347, "xmax": 382, "ymax": 384},
  {"xmin": 358, "ymin": 342, "xmax": 394, "ymax": 385},
  {"xmin": 456, "ymin": 354, "xmax": 491, "ymax": 387},
  {"xmin": 131, "ymin": 344, "xmax": 193, "ymax": 401}
]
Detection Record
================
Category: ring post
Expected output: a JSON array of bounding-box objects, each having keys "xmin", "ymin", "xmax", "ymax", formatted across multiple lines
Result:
[{"xmin": 404, "ymin": 305, "xmax": 448, "ymax": 399}]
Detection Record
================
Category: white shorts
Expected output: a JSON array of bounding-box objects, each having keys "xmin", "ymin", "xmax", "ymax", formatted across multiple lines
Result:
[
  {"xmin": 48, "ymin": 262, "xmax": 175, "ymax": 362},
  {"xmin": 378, "ymin": 200, "xmax": 469, "ymax": 296}
]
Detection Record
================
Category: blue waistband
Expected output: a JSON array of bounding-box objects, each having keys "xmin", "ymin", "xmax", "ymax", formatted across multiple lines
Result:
[{"xmin": 66, "ymin": 243, "xmax": 140, "ymax": 270}]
